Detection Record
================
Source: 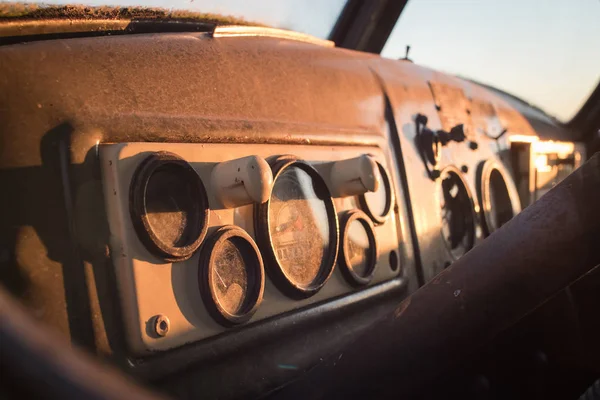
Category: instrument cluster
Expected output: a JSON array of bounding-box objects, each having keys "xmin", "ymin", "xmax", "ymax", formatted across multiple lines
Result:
[
  {"xmin": 410, "ymin": 80, "xmax": 523, "ymax": 271},
  {"xmin": 100, "ymin": 143, "xmax": 401, "ymax": 355}
]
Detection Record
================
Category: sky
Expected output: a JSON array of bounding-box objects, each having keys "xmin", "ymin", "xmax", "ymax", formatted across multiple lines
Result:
[
  {"xmin": 11, "ymin": 0, "xmax": 600, "ymax": 121},
  {"xmin": 381, "ymin": 0, "xmax": 600, "ymax": 122}
]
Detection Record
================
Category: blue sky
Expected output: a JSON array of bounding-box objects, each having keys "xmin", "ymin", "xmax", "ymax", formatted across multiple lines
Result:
[
  {"xmin": 13, "ymin": 0, "xmax": 600, "ymax": 121},
  {"xmin": 382, "ymin": 0, "xmax": 600, "ymax": 121}
]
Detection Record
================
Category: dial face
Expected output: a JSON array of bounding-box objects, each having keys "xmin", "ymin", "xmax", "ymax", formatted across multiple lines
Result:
[
  {"xmin": 145, "ymin": 163, "xmax": 201, "ymax": 247},
  {"xmin": 345, "ymin": 219, "xmax": 371, "ymax": 277},
  {"xmin": 440, "ymin": 170, "xmax": 475, "ymax": 259},
  {"xmin": 268, "ymin": 166, "xmax": 331, "ymax": 288},
  {"xmin": 211, "ymin": 238, "xmax": 249, "ymax": 315}
]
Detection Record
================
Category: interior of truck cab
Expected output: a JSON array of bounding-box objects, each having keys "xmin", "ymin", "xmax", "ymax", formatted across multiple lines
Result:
[{"xmin": 1, "ymin": 1, "xmax": 599, "ymax": 399}]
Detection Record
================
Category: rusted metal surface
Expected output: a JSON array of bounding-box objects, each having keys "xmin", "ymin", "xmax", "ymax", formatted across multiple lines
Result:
[{"xmin": 273, "ymin": 153, "xmax": 600, "ymax": 398}]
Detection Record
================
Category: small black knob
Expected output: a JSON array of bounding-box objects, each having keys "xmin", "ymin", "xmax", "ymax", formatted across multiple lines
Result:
[
  {"xmin": 431, "ymin": 169, "xmax": 441, "ymax": 179},
  {"xmin": 449, "ymin": 124, "xmax": 466, "ymax": 142},
  {"xmin": 461, "ymin": 165, "xmax": 469, "ymax": 173},
  {"xmin": 468, "ymin": 141, "xmax": 479, "ymax": 150},
  {"xmin": 436, "ymin": 130, "xmax": 451, "ymax": 146},
  {"xmin": 416, "ymin": 113, "xmax": 428, "ymax": 125}
]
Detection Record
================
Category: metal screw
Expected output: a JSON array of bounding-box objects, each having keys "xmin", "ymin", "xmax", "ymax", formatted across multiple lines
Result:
[{"xmin": 153, "ymin": 315, "xmax": 170, "ymax": 337}]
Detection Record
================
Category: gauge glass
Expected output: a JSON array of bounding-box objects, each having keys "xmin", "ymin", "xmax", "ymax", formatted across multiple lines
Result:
[
  {"xmin": 345, "ymin": 219, "xmax": 371, "ymax": 277},
  {"xmin": 211, "ymin": 238, "xmax": 249, "ymax": 315},
  {"xmin": 145, "ymin": 164, "xmax": 200, "ymax": 247},
  {"xmin": 200, "ymin": 226, "xmax": 264, "ymax": 326},
  {"xmin": 269, "ymin": 166, "xmax": 330, "ymax": 288}
]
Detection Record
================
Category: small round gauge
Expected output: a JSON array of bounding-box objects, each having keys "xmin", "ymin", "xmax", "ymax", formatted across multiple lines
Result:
[
  {"xmin": 199, "ymin": 226, "xmax": 264, "ymax": 326},
  {"xmin": 129, "ymin": 151, "xmax": 209, "ymax": 262},
  {"xmin": 339, "ymin": 210, "xmax": 378, "ymax": 286},
  {"xmin": 358, "ymin": 161, "xmax": 393, "ymax": 225},
  {"xmin": 477, "ymin": 159, "xmax": 521, "ymax": 236},
  {"xmin": 255, "ymin": 158, "xmax": 339, "ymax": 299},
  {"xmin": 439, "ymin": 166, "xmax": 476, "ymax": 260}
]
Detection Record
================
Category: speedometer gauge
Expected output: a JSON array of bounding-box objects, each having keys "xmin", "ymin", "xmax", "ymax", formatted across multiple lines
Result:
[{"xmin": 255, "ymin": 158, "xmax": 339, "ymax": 299}]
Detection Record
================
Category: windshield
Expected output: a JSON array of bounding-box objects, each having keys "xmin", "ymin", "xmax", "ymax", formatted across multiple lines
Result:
[
  {"xmin": 381, "ymin": 0, "xmax": 600, "ymax": 122},
  {"xmin": 5, "ymin": 0, "xmax": 348, "ymax": 39}
]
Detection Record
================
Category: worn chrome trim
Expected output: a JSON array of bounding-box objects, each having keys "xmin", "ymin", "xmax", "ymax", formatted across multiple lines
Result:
[{"xmin": 213, "ymin": 25, "xmax": 334, "ymax": 47}]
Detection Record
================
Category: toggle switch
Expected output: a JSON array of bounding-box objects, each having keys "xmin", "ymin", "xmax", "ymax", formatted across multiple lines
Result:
[
  {"xmin": 330, "ymin": 155, "xmax": 380, "ymax": 197},
  {"xmin": 211, "ymin": 156, "xmax": 273, "ymax": 208}
]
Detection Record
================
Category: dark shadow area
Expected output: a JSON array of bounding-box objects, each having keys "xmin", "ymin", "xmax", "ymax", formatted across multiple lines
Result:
[{"xmin": 0, "ymin": 122, "xmax": 126, "ymax": 356}]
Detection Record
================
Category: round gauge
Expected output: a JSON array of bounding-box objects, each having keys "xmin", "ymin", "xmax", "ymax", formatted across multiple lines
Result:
[
  {"xmin": 130, "ymin": 151, "xmax": 209, "ymax": 262},
  {"xmin": 358, "ymin": 161, "xmax": 393, "ymax": 224},
  {"xmin": 199, "ymin": 226, "xmax": 264, "ymax": 326},
  {"xmin": 339, "ymin": 210, "xmax": 378, "ymax": 286},
  {"xmin": 439, "ymin": 166, "xmax": 476, "ymax": 260},
  {"xmin": 477, "ymin": 159, "xmax": 521, "ymax": 236},
  {"xmin": 255, "ymin": 158, "xmax": 339, "ymax": 299}
]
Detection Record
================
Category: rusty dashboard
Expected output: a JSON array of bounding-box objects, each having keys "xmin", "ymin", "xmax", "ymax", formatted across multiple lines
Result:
[{"xmin": 0, "ymin": 26, "xmax": 589, "ymax": 399}]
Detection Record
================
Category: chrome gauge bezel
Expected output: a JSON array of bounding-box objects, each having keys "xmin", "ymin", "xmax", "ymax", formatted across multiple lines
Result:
[
  {"xmin": 129, "ymin": 151, "xmax": 209, "ymax": 262},
  {"xmin": 198, "ymin": 225, "xmax": 265, "ymax": 326}
]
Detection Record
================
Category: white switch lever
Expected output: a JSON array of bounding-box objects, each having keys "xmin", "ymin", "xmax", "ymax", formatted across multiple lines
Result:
[
  {"xmin": 211, "ymin": 156, "xmax": 273, "ymax": 208},
  {"xmin": 330, "ymin": 155, "xmax": 380, "ymax": 197}
]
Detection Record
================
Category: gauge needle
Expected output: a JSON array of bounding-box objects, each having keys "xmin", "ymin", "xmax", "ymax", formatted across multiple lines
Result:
[
  {"xmin": 275, "ymin": 220, "xmax": 294, "ymax": 233},
  {"xmin": 276, "ymin": 215, "xmax": 303, "ymax": 233},
  {"xmin": 214, "ymin": 269, "xmax": 227, "ymax": 289}
]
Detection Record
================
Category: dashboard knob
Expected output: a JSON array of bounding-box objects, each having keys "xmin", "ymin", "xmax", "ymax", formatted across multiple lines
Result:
[
  {"xmin": 449, "ymin": 124, "xmax": 466, "ymax": 142},
  {"xmin": 211, "ymin": 156, "xmax": 273, "ymax": 208},
  {"xmin": 330, "ymin": 155, "xmax": 380, "ymax": 197}
]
